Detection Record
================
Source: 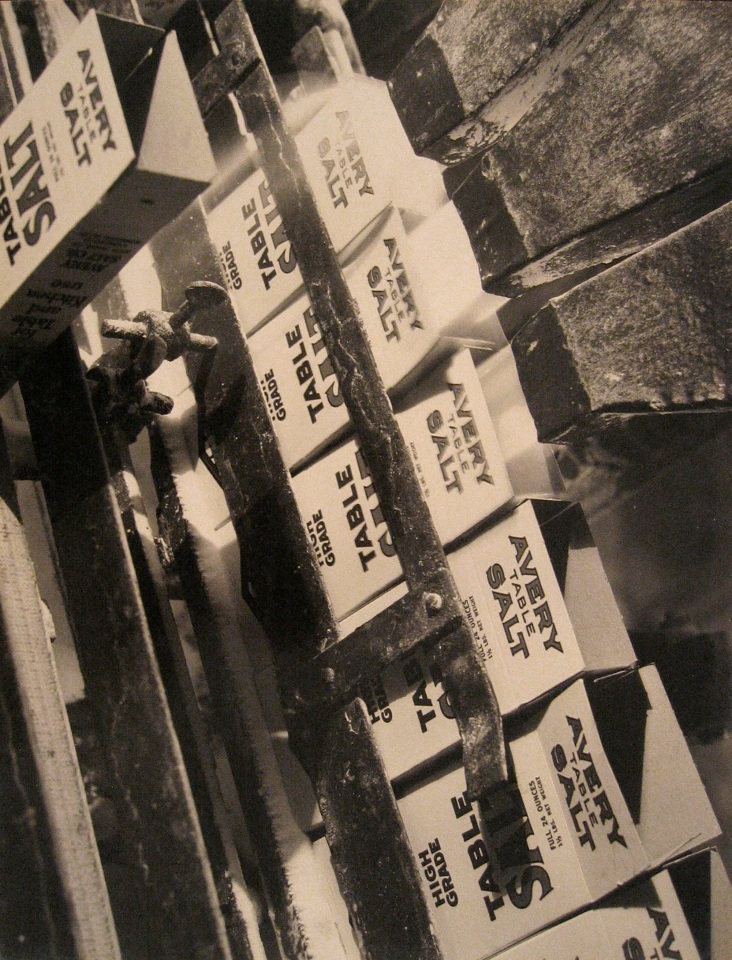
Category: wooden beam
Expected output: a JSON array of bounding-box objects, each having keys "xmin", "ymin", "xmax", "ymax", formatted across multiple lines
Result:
[
  {"xmin": 20, "ymin": 331, "xmax": 233, "ymax": 960},
  {"xmin": 0, "ymin": 428, "xmax": 121, "ymax": 960},
  {"xmin": 510, "ymin": 202, "xmax": 732, "ymax": 442},
  {"xmin": 100, "ymin": 424, "xmax": 261, "ymax": 960},
  {"xmin": 388, "ymin": 0, "xmax": 600, "ymax": 163},
  {"xmin": 451, "ymin": 1, "xmax": 732, "ymax": 294}
]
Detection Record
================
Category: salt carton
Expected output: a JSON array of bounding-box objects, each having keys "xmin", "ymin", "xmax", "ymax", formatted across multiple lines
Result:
[
  {"xmin": 0, "ymin": 11, "xmax": 214, "ymax": 373},
  {"xmin": 289, "ymin": 348, "xmax": 514, "ymax": 620},
  {"xmin": 395, "ymin": 666, "xmax": 720, "ymax": 959}
]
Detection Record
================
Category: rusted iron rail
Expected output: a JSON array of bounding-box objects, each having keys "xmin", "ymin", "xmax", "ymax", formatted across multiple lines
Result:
[{"xmin": 183, "ymin": 3, "xmax": 509, "ymax": 958}]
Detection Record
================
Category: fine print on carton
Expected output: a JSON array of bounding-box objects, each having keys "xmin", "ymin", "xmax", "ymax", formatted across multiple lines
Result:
[
  {"xmin": 206, "ymin": 75, "xmax": 446, "ymax": 336},
  {"xmin": 0, "ymin": 13, "xmax": 132, "ymax": 352},
  {"xmin": 0, "ymin": 11, "xmax": 214, "ymax": 371}
]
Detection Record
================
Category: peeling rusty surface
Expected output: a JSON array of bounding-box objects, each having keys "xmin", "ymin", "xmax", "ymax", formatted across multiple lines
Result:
[
  {"xmin": 208, "ymin": 0, "xmax": 506, "ymax": 793},
  {"xmin": 20, "ymin": 331, "xmax": 232, "ymax": 960},
  {"xmin": 294, "ymin": 699, "xmax": 444, "ymax": 960},
  {"xmin": 148, "ymin": 423, "xmax": 334, "ymax": 960},
  {"xmin": 192, "ymin": 38, "xmax": 258, "ymax": 118},
  {"xmin": 293, "ymin": 570, "xmax": 464, "ymax": 715}
]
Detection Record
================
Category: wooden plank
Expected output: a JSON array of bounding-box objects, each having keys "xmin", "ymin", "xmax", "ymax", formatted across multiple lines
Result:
[
  {"xmin": 99, "ymin": 423, "xmax": 261, "ymax": 960},
  {"xmin": 387, "ymin": 0, "xmax": 600, "ymax": 163},
  {"xmin": 20, "ymin": 331, "xmax": 233, "ymax": 960},
  {"xmin": 148, "ymin": 419, "xmax": 351, "ymax": 960},
  {"xmin": 0, "ymin": 428, "xmax": 121, "ymax": 960},
  {"xmin": 485, "ymin": 161, "xmax": 732, "ymax": 301},
  {"xmin": 292, "ymin": 25, "xmax": 352, "ymax": 90},
  {"xmin": 451, "ymin": 0, "xmax": 732, "ymax": 294},
  {"xmin": 510, "ymin": 202, "xmax": 732, "ymax": 443}
]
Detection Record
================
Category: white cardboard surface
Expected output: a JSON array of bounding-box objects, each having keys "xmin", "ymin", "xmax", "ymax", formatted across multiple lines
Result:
[
  {"xmin": 290, "ymin": 348, "xmax": 513, "ymax": 619},
  {"xmin": 396, "ymin": 669, "xmax": 719, "ymax": 960}
]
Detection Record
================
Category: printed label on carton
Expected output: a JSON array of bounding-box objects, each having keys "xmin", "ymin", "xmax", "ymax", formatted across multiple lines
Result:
[
  {"xmin": 398, "ymin": 679, "xmax": 652, "ymax": 959},
  {"xmin": 208, "ymin": 84, "xmax": 390, "ymax": 334},
  {"xmin": 0, "ymin": 12, "xmax": 134, "ymax": 347},
  {"xmin": 398, "ymin": 755, "xmax": 583, "ymax": 960},
  {"xmin": 298, "ymin": 95, "xmax": 382, "ymax": 235},
  {"xmin": 249, "ymin": 208, "xmax": 438, "ymax": 468},
  {"xmin": 450, "ymin": 502, "xmax": 583, "ymax": 710},
  {"xmin": 207, "ymin": 170, "xmax": 300, "ymax": 333},
  {"xmin": 402, "ymin": 349, "xmax": 512, "ymax": 545},
  {"xmin": 290, "ymin": 349, "xmax": 513, "ymax": 619},
  {"xmin": 208, "ymin": 76, "xmax": 444, "ymax": 334},
  {"xmin": 535, "ymin": 680, "xmax": 647, "ymax": 900},
  {"xmin": 341, "ymin": 501, "xmax": 585, "ymax": 781}
]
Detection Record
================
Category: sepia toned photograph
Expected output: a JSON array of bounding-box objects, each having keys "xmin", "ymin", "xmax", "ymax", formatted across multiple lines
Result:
[{"xmin": 0, "ymin": 0, "xmax": 730, "ymax": 957}]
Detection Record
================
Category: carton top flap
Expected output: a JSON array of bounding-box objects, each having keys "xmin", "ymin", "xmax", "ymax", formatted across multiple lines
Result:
[
  {"xmin": 612, "ymin": 666, "xmax": 720, "ymax": 867},
  {"xmin": 710, "ymin": 848, "xmax": 732, "ymax": 960},
  {"xmin": 561, "ymin": 512, "xmax": 636, "ymax": 673},
  {"xmin": 588, "ymin": 669, "xmax": 649, "ymax": 824},
  {"xmin": 97, "ymin": 12, "xmax": 163, "ymax": 86},
  {"xmin": 122, "ymin": 30, "xmax": 215, "ymax": 185},
  {"xmin": 669, "ymin": 849, "xmax": 713, "ymax": 960}
]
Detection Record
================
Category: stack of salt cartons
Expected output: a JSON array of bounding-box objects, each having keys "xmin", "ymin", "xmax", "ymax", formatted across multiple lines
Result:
[
  {"xmin": 204, "ymin": 74, "xmax": 447, "ymax": 339},
  {"xmin": 193, "ymin": 73, "xmax": 722, "ymax": 960}
]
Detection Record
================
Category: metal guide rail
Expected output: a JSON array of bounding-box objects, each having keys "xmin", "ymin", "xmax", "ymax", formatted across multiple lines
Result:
[
  {"xmin": 184, "ymin": 2, "xmax": 509, "ymax": 958},
  {"xmin": 0, "ymin": 3, "xmax": 508, "ymax": 959}
]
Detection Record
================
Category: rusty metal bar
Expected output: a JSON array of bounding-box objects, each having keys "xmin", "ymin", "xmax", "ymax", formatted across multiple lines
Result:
[
  {"xmin": 294, "ymin": 699, "xmax": 444, "ymax": 960},
  {"xmin": 148, "ymin": 419, "xmax": 350, "ymax": 960},
  {"xmin": 0, "ymin": 427, "xmax": 120, "ymax": 960},
  {"xmin": 20, "ymin": 330, "xmax": 233, "ymax": 960},
  {"xmin": 199, "ymin": 0, "xmax": 507, "ymax": 798}
]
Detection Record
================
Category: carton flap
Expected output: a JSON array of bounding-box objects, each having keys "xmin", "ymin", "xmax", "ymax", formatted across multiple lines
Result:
[
  {"xmin": 669, "ymin": 849, "xmax": 712, "ymax": 960},
  {"xmin": 122, "ymin": 30, "xmax": 215, "ymax": 186},
  {"xmin": 635, "ymin": 666, "xmax": 721, "ymax": 867},
  {"xmin": 97, "ymin": 12, "xmax": 163, "ymax": 86},
  {"xmin": 710, "ymin": 848, "xmax": 732, "ymax": 960},
  {"xmin": 588, "ymin": 669, "xmax": 649, "ymax": 824},
  {"xmin": 562, "ymin": 512, "xmax": 637, "ymax": 673}
]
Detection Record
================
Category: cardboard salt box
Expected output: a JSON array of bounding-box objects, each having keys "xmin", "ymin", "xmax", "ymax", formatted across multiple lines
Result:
[
  {"xmin": 0, "ymin": 11, "xmax": 214, "ymax": 372},
  {"xmin": 395, "ymin": 666, "xmax": 720, "ymax": 959}
]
